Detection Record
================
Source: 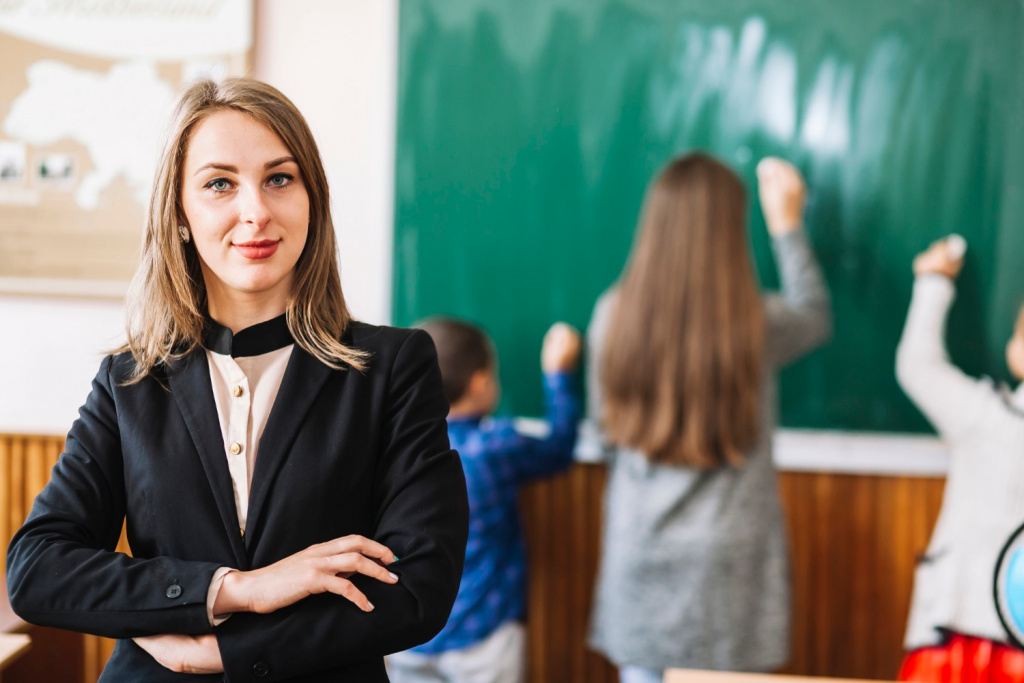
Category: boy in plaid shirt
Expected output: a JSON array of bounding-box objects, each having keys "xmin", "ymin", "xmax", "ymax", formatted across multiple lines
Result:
[{"xmin": 387, "ymin": 317, "xmax": 581, "ymax": 683}]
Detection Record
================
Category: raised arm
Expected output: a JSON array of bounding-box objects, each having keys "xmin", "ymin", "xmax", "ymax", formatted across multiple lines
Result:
[
  {"xmin": 504, "ymin": 323, "xmax": 581, "ymax": 483},
  {"xmin": 895, "ymin": 239, "xmax": 987, "ymax": 436},
  {"xmin": 757, "ymin": 158, "xmax": 833, "ymax": 366},
  {"xmin": 6, "ymin": 356, "xmax": 222, "ymax": 639},
  {"xmin": 213, "ymin": 329, "xmax": 470, "ymax": 680}
]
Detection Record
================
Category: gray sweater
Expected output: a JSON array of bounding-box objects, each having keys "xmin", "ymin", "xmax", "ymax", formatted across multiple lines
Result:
[
  {"xmin": 896, "ymin": 276, "xmax": 1024, "ymax": 649},
  {"xmin": 586, "ymin": 230, "xmax": 831, "ymax": 671}
]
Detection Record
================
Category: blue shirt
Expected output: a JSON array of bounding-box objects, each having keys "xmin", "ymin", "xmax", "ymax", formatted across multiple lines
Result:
[{"xmin": 411, "ymin": 371, "xmax": 580, "ymax": 654}]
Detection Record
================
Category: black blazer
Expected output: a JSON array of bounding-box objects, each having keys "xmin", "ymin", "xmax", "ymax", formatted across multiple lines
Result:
[{"xmin": 6, "ymin": 323, "xmax": 469, "ymax": 682}]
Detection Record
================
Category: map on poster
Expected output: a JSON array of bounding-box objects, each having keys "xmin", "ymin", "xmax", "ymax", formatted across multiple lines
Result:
[{"xmin": 0, "ymin": 0, "xmax": 252, "ymax": 296}]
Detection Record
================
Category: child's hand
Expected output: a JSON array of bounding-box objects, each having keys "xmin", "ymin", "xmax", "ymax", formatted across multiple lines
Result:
[
  {"xmin": 756, "ymin": 157, "xmax": 806, "ymax": 236},
  {"xmin": 541, "ymin": 323, "xmax": 581, "ymax": 373},
  {"xmin": 913, "ymin": 237, "xmax": 965, "ymax": 279}
]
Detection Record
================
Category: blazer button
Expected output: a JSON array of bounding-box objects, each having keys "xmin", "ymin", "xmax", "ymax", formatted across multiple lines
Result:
[
  {"xmin": 252, "ymin": 661, "xmax": 270, "ymax": 677},
  {"xmin": 166, "ymin": 583, "xmax": 182, "ymax": 599}
]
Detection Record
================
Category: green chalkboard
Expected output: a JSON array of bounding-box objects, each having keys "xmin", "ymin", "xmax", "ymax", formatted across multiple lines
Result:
[{"xmin": 393, "ymin": 0, "xmax": 1024, "ymax": 433}]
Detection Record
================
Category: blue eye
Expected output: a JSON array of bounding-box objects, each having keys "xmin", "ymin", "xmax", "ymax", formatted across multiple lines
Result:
[
  {"xmin": 268, "ymin": 173, "xmax": 293, "ymax": 187},
  {"xmin": 205, "ymin": 178, "xmax": 232, "ymax": 192}
]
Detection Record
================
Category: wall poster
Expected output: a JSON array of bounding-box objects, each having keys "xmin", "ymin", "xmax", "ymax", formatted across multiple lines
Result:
[{"xmin": 0, "ymin": 0, "xmax": 252, "ymax": 297}]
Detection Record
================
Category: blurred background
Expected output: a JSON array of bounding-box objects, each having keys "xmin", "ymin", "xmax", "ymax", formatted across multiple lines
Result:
[{"xmin": 2, "ymin": 0, "xmax": 1021, "ymax": 680}]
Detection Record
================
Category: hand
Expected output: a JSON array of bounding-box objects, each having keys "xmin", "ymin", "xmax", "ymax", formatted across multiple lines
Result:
[
  {"xmin": 214, "ymin": 535, "xmax": 398, "ymax": 616},
  {"xmin": 756, "ymin": 157, "xmax": 806, "ymax": 236},
  {"xmin": 541, "ymin": 322, "xmax": 581, "ymax": 373},
  {"xmin": 133, "ymin": 634, "xmax": 223, "ymax": 674},
  {"xmin": 913, "ymin": 237, "xmax": 964, "ymax": 279}
]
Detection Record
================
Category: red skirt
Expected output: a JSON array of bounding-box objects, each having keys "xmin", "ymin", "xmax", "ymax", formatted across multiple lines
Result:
[{"xmin": 899, "ymin": 633, "xmax": 1024, "ymax": 682}]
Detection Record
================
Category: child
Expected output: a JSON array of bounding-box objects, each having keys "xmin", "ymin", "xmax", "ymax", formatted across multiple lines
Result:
[
  {"xmin": 586, "ymin": 155, "xmax": 831, "ymax": 681},
  {"xmin": 896, "ymin": 238, "xmax": 1024, "ymax": 680},
  {"xmin": 386, "ymin": 318, "xmax": 582, "ymax": 683}
]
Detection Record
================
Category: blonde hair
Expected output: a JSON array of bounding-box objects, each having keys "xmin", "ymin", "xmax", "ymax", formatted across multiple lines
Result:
[
  {"xmin": 120, "ymin": 78, "xmax": 367, "ymax": 381},
  {"xmin": 600, "ymin": 154, "xmax": 764, "ymax": 468}
]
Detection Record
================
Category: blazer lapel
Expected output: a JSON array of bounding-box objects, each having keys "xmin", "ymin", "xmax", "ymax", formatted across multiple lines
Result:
[
  {"xmin": 168, "ymin": 350, "xmax": 249, "ymax": 568},
  {"xmin": 244, "ymin": 346, "xmax": 333, "ymax": 549}
]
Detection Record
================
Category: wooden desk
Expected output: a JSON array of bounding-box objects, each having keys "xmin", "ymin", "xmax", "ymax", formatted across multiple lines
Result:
[
  {"xmin": 665, "ymin": 670, "xmax": 893, "ymax": 683},
  {"xmin": 0, "ymin": 573, "xmax": 30, "ymax": 683},
  {"xmin": 0, "ymin": 634, "xmax": 31, "ymax": 682},
  {"xmin": 0, "ymin": 572, "xmax": 25, "ymax": 636}
]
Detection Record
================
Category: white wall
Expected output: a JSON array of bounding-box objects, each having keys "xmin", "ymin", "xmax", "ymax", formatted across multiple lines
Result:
[
  {"xmin": 254, "ymin": 0, "xmax": 397, "ymax": 327},
  {"xmin": 0, "ymin": 0, "xmax": 399, "ymax": 434}
]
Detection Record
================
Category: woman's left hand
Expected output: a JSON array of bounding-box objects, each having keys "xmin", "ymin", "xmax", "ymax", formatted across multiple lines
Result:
[{"xmin": 133, "ymin": 633, "xmax": 224, "ymax": 674}]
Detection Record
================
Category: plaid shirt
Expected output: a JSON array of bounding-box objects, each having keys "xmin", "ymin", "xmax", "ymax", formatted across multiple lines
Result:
[{"xmin": 411, "ymin": 371, "xmax": 579, "ymax": 654}]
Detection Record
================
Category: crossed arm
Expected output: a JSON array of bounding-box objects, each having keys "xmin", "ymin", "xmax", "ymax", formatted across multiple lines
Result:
[{"xmin": 7, "ymin": 330, "xmax": 469, "ymax": 680}]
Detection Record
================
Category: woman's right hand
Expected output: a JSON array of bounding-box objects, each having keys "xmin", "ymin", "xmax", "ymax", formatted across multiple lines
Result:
[
  {"xmin": 213, "ymin": 535, "xmax": 399, "ymax": 615},
  {"xmin": 913, "ymin": 238, "xmax": 964, "ymax": 280},
  {"xmin": 756, "ymin": 157, "xmax": 806, "ymax": 236}
]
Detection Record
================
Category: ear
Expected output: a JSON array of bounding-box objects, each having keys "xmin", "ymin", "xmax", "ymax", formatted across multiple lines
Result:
[{"xmin": 466, "ymin": 368, "xmax": 492, "ymax": 397}]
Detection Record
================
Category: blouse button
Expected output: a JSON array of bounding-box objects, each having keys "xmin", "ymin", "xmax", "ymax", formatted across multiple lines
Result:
[
  {"xmin": 232, "ymin": 385, "xmax": 244, "ymax": 397},
  {"xmin": 229, "ymin": 442, "xmax": 243, "ymax": 455}
]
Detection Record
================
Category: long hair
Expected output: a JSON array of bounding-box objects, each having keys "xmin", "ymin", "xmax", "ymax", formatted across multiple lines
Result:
[
  {"xmin": 120, "ymin": 77, "xmax": 367, "ymax": 381},
  {"xmin": 600, "ymin": 154, "xmax": 764, "ymax": 468}
]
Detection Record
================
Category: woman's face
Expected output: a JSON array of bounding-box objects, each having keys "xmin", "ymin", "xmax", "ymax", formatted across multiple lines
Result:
[{"xmin": 180, "ymin": 109, "xmax": 309, "ymax": 315}]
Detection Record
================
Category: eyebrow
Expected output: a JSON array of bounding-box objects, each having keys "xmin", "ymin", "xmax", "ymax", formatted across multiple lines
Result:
[{"xmin": 192, "ymin": 156, "xmax": 298, "ymax": 176}]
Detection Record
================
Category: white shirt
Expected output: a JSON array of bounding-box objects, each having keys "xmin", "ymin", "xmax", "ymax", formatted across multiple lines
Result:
[{"xmin": 897, "ymin": 275, "xmax": 1024, "ymax": 647}]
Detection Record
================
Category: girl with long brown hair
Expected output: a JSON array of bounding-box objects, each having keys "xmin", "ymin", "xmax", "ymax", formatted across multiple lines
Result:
[
  {"xmin": 7, "ymin": 78, "xmax": 468, "ymax": 681},
  {"xmin": 586, "ymin": 154, "xmax": 831, "ymax": 681}
]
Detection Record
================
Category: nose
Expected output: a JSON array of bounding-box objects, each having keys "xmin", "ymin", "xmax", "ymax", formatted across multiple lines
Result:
[{"xmin": 239, "ymin": 184, "xmax": 272, "ymax": 229}]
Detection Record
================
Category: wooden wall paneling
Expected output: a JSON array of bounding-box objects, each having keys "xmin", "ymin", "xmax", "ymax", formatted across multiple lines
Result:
[
  {"xmin": 521, "ymin": 465, "xmax": 618, "ymax": 683},
  {"xmin": 545, "ymin": 473, "xmax": 567, "ymax": 682},
  {"xmin": 873, "ymin": 476, "xmax": 906, "ymax": 679},
  {"xmin": 0, "ymin": 440, "xmax": 11, "ymax": 569},
  {"xmin": 568, "ymin": 465, "xmax": 588, "ymax": 678},
  {"xmin": 2, "ymin": 434, "xmax": 949, "ymax": 683},
  {"xmin": 24, "ymin": 440, "xmax": 47, "ymax": 514},
  {"xmin": 780, "ymin": 472, "xmax": 808, "ymax": 673},
  {"xmin": 778, "ymin": 472, "xmax": 945, "ymax": 680},
  {"xmin": 522, "ymin": 472, "xmax": 551, "ymax": 682},
  {"xmin": 7, "ymin": 440, "xmax": 25, "ymax": 576},
  {"xmin": 555, "ymin": 472, "xmax": 577, "ymax": 681}
]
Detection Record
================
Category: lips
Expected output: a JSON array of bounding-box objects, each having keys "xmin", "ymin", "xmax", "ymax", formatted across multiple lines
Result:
[{"xmin": 233, "ymin": 240, "xmax": 279, "ymax": 260}]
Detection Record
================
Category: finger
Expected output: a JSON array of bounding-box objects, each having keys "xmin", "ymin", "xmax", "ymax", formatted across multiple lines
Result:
[
  {"xmin": 322, "ymin": 575, "xmax": 375, "ymax": 612},
  {"xmin": 756, "ymin": 157, "xmax": 780, "ymax": 179},
  {"xmin": 316, "ymin": 535, "xmax": 397, "ymax": 564},
  {"xmin": 946, "ymin": 234, "xmax": 967, "ymax": 260},
  {"xmin": 325, "ymin": 554, "xmax": 400, "ymax": 585}
]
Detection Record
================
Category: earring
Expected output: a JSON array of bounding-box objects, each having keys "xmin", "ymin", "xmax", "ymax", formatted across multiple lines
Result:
[{"xmin": 178, "ymin": 225, "xmax": 190, "ymax": 243}]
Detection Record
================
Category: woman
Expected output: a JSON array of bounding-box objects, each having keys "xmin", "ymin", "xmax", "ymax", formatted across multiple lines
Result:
[
  {"xmin": 6, "ymin": 78, "xmax": 469, "ymax": 681},
  {"xmin": 586, "ymin": 154, "xmax": 831, "ymax": 681}
]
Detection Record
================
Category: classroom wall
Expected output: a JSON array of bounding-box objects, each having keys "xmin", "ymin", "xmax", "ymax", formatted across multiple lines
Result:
[{"xmin": 0, "ymin": 0, "xmax": 398, "ymax": 435}]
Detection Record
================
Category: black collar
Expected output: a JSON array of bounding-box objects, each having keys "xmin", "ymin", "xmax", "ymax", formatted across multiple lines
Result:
[{"xmin": 204, "ymin": 313, "xmax": 294, "ymax": 358}]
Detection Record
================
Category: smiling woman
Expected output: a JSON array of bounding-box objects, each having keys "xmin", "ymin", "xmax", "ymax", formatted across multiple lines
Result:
[{"xmin": 4, "ymin": 78, "xmax": 469, "ymax": 682}]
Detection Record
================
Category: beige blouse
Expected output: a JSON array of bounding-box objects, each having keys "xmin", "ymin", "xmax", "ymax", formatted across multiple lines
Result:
[{"xmin": 201, "ymin": 314, "xmax": 295, "ymax": 625}]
